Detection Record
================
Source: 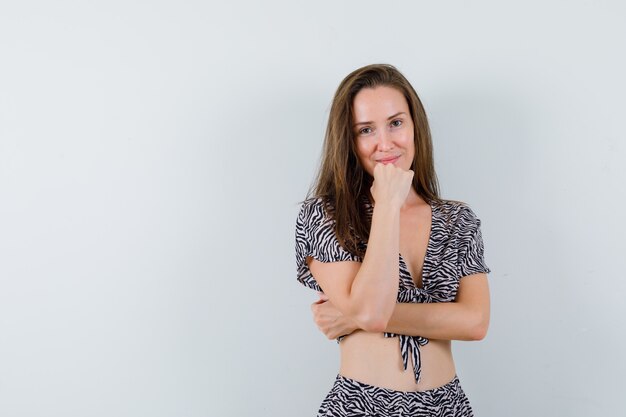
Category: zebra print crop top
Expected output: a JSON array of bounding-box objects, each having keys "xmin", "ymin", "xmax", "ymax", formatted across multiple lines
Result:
[{"xmin": 294, "ymin": 197, "xmax": 490, "ymax": 384}]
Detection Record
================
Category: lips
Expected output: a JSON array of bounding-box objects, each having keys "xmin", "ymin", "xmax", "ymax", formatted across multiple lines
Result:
[{"xmin": 376, "ymin": 155, "xmax": 400, "ymax": 164}]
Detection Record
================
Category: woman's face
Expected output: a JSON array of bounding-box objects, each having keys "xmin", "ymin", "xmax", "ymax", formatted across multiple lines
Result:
[{"xmin": 352, "ymin": 86, "xmax": 415, "ymax": 177}]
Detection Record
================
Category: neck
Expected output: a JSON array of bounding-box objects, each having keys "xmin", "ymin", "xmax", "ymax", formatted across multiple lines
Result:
[{"xmin": 401, "ymin": 188, "xmax": 425, "ymax": 211}]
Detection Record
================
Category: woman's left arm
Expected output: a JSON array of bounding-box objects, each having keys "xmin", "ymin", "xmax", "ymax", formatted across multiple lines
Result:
[
  {"xmin": 385, "ymin": 273, "xmax": 490, "ymax": 341},
  {"xmin": 311, "ymin": 273, "xmax": 490, "ymax": 341}
]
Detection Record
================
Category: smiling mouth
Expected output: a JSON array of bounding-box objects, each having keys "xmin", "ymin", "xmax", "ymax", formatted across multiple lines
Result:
[{"xmin": 377, "ymin": 156, "xmax": 400, "ymax": 164}]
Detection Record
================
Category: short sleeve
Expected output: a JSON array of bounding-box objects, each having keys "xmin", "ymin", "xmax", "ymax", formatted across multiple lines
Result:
[
  {"xmin": 295, "ymin": 198, "xmax": 362, "ymax": 291},
  {"xmin": 457, "ymin": 206, "xmax": 491, "ymax": 278}
]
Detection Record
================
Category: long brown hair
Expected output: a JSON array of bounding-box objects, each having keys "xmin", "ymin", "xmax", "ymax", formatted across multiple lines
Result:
[{"xmin": 310, "ymin": 63, "xmax": 441, "ymax": 257}]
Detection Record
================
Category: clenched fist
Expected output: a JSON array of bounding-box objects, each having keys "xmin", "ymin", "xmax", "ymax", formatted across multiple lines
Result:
[
  {"xmin": 370, "ymin": 163, "xmax": 414, "ymax": 208},
  {"xmin": 311, "ymin": 293, "xmax": 359, "ymax": 340}
]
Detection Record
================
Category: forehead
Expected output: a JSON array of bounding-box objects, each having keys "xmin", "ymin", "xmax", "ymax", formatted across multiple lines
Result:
[{"xmin": 352, "ymin": 86, "xmax": 409, "ymax": 119}]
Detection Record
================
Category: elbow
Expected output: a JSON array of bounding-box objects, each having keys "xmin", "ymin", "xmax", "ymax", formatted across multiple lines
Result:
[
  {"xmin": 353, "ymin": 309, "xmax": 390, "ymax": 333},
  {"xmin": 467, "ymin": 312, "xmax": 490, "ymax": 341},
  {"xmin": 469, "ymin": 322, "xmax": 488, "ymax": 341},
  {"xmin": 361, "ymin": 317, "xmax": 388, "ymax": 333},
  {"xmin": 346, "ymin": 290, "xmax": 396, "ymax": 333}
]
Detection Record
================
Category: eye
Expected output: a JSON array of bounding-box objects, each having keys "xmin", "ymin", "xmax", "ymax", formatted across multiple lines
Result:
[
  {"xmin": 358, "ymin": 127, "xmax": 372, "ymax": 135},
  {"xmin": 390, "ymin": 119, "xmax": 403, "ymax": 128}
]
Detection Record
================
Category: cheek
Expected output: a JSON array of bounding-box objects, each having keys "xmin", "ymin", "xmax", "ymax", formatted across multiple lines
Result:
[
  {"xmin": 402, "ymin": 133, "xmax": 415, "ymax": 155},
  {"xmin": 355, "ymin": 141, "xmax": 370, "ymax": 161},
  {"xmin": 354, "ymin": 142, "xmax": 374, "ymax": 174}
]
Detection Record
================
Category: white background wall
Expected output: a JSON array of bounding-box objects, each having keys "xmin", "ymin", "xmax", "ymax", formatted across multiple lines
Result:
[{"xmin": 1, "ymin": 1, "xmax": 624, "ymax": 416}]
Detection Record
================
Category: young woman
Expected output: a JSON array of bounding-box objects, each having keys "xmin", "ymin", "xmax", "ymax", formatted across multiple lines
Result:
[{"xmin": 295, "ymin": 64, "xmax": 491, "ymax": 416}]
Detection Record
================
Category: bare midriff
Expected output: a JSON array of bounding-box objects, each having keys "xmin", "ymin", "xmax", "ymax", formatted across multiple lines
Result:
[{"xmin": 338, "ymin": 330, "xmax": 456, "ymax": 392}]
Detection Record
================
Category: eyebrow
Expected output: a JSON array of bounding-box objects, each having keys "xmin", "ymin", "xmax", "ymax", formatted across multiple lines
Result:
[{"xmin": 353, "ymin": 112, "xmax": 407, "ymax": 127}]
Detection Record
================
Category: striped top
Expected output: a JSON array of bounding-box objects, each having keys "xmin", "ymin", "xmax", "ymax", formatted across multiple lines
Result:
[{"xmin": 294, "ymin": 197, "xmax": 490, "ymax": 384}]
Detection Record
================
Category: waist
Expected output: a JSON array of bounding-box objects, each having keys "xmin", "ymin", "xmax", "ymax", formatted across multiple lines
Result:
[{"xmin": 338, "ymin": 330, "xmax": 456, "ymax": 391}]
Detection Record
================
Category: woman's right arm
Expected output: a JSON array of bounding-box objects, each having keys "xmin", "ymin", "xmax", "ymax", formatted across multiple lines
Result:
[{"xmin": 308, "ymin": 163, "xmax": 413, "ymax": 333}]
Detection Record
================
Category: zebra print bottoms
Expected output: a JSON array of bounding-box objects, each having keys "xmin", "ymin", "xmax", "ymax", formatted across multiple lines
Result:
[{"xmin": 317, "ymin": 374, "xmax": 473, "ymax": 417}]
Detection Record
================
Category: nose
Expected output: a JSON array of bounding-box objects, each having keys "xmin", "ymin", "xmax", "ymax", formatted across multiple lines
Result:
[{"xmin": 376, "ymin": 129, "xmax": 393, "ymax": 151}]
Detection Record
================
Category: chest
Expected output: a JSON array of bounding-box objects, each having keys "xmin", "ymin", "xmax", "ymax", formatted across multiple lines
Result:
[
  {"xmin": 398, "ymin": 208, "xmax": 432, "ymax": 288},
  {"xmin": 360, "ymin": 202, "xmax": 462, "ymax": 301}
]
